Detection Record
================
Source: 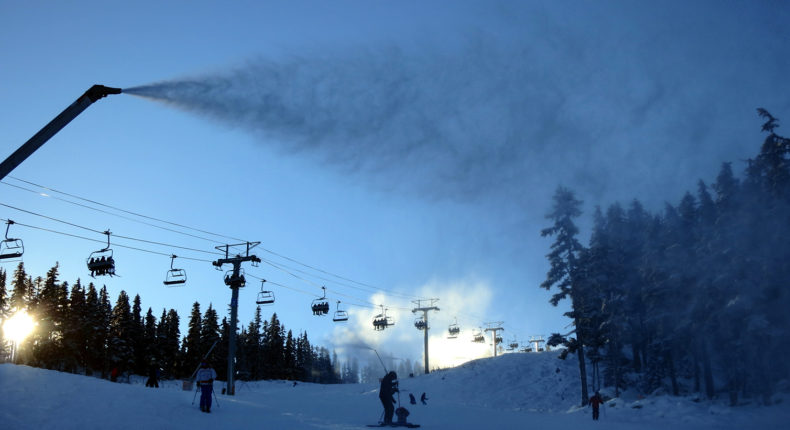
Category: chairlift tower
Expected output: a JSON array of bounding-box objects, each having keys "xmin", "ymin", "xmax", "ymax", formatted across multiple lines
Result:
[
  {"xmin": 484, "ymin": 322, "xmax": 504, "ymax": 358},
  {"xmin": 412, "ymin": 298, "xmax": 439, "ymax": 374},
  {"xmin": 529, "ymin": 335, "xmax": 546, "ymax": 352},
  {"xmin": 212, "ymin": 242, "xmax": 261, "ymax": 396}
]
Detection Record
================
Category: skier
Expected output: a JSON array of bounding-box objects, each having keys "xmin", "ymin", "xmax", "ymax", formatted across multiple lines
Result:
[
  {"xmin": 420, "ymin": 392, "xmax": 428, "ymax": 405},
  {"xmin": 145, "ymin": 364, "xmax": 159, "ymax": 388},
  {"xmin": 409, "ymin": 393, "xmax": 416, "ymax": 405},
  {"xmin": 378, "ymin": 371, "xmax": 398, "ymax": 425},
  {"xmin": 196, "ymin": 360, "xmax": 217, "ymax": 413},
  {"xmin": 589, "ymin": 391, "xmax": 604, "ymax": 421}
]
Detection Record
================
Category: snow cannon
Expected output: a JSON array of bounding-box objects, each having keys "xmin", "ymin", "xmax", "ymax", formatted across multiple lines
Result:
[{"xmin": 0, "ymin": 84, "xmax": 123, "ymax": 181}]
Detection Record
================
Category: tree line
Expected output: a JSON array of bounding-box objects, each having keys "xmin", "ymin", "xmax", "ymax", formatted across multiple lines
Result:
[
  {"xmin": 541, "ymin": 109, "xmax": 790, "ymax": 406},
  {"xmin": 0, "ymin": 263, "xmax": 353, "ymax": 384}
]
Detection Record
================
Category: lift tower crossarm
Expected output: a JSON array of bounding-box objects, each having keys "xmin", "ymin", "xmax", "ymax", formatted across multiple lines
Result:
[
  {"xmin": 0, "ymin": 85, "xmax": 122, "ymax": 181},
  {"xmin": 484, "ymin": 321, "xmax": 505, "ymax": 358},
  {"xmin": 212, "ymin": 242, "xmax": 261, "ymax": 396},
  {"xmin": 412, "ymin": 298, "xmax": 439, "ymax": 374}
]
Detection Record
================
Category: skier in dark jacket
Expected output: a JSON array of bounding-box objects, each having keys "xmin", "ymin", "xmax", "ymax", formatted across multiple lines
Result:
[
  {"xmin": 379, "ymin": 371, "xmax": 398, "ymax": 425},
  {"xmin": 589, "ymin": 391, "xmax": 604, "ymax": 420},
  {"xmin": 145, "ymin": 365, "xmax": 159, "ymax": 388}
]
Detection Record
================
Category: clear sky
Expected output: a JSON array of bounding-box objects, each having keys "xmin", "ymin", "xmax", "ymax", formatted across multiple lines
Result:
[{"xmin": 1, "ymin": 1, "xmax": 788, "ymax": 369}]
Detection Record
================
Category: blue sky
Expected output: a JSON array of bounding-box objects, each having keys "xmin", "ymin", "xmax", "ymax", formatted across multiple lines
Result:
[{"xmin": 1, "ymin": 1, "xmax": 789, "ymax": 368}]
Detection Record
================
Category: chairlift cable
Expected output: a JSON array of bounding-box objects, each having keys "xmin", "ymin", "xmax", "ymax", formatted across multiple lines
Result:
[
  {"xmin": 4, "ymin": 177, "xmax": 430, "ymax": 304},
  {"xmin": 261, "ymin": 257, "xmax": 417, "ymax": 305},
  {"xmin": 1, "ymin": 180, "xmax": 225, "ymax": 244},
  {"xmin": 1, "ymin": 218, "xmax": 213, "ymax": 263},
  {"xmin": 248, "ymin": 274, "xmax": 385, "ymax": 310},
  {"xmin": 259, "ymin": 259, "xmax": 412, "ymax": 310},
  {"xmin": 0, "ymin": 202, "xmax": 223, "ymax": 256},
  {"xmin": 6, "ymin": 177, "xmax": 424, "ymax": 302},
  {"xmin": 4, "ymin": 176, "xmax": 246, "ymax": 243}
]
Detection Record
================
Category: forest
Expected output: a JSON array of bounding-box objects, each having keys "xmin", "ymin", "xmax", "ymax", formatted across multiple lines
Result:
[
  {"xmin": 542, "ymin": 109, "xmax": 790, "ymax": 406},
  {"xmin": 0, "ymin": 263, "xmax": 352, "ymax": 384}
]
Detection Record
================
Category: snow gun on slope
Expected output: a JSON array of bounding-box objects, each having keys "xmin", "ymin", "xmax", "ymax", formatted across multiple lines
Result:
[{"xmin": 0, "ymin": 85, "xmax": 122, "ymax": 181}]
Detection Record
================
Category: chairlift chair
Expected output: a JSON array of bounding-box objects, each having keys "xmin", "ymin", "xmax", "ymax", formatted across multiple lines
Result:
[
  {"xmin": 224, "ymin": 268, "xmax": 246, "ymax": 287},
  {"xmin": 256, "ymin": 279, "xmax": 275, "ymax": 305},
  {"xmin": 414, "ymin": 317, "xmax": 427, "ymax": 331},
  {"xmin": 472, "ymin": 329, "xmax": 485, "ymax": 343},
  {"xmin": 163, "ymin": 255, "xmax": 187, "ymax": 286},
  {"xmin": 311, "ymin": 286, "xmax": 329, "ymax": 316},
  {"xmin": 0, "ymin": 221, "xmax": 23, "ymax": 260},
  {"xmin": 87, "ymin": 230, "xmax": 116, "ymax": 277},
  {"xmin": 332, "ymin": 301, "xmax": 349, "ymax": 322},
  {"xmin": 372, "ymin": 305, "xmax": 394, "ymax": 330},
  {"xmin": 507, "ymin": 338, "xmax": 519, "ymax": 351},
  {"xmin": 447, "ymin": 318, "xmax": 460, "ymax": 339}
]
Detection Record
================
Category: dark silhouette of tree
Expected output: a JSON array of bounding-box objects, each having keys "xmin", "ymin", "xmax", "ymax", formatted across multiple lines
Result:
[
  {"xmin": 108, "ymin": 290, "xmax": 135, "ymax": 374},
  {"xmin": 538, "ymin": 111, "xmax": 790, "ymax": 405},
  {"xmin": 183, "ymin": 302, "xmax": 203, "ymax": 374},
  {"xmin": 541, "ymin": 185, "xmax": 589, "ymax": 406}
]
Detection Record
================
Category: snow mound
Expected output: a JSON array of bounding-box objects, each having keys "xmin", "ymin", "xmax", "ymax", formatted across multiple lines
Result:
[{"xmin": 412, "ymin": 350, "xmax": 579, "ymax": 412}]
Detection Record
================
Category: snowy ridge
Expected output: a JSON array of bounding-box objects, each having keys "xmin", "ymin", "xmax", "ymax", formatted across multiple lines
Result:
[
  {"xmin": 2, "ymin": 351, "xmax": 789, "ymax": 429},
  {"xmin": 413, "ymin": 351, "xmax": 579, "ymax": 412}
]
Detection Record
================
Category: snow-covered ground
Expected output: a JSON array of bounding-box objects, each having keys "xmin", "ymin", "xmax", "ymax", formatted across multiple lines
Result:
[{"xmin": 1, "ymin": 351, "xmax": 788, "ymax": 429}]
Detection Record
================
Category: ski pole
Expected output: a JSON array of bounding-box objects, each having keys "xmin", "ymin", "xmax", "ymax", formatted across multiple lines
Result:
[
  {"xmin": 191, "ymin": 384, "xmax": 199, "ymax": 405},
  {"xmin": 212, "ymin": 386, "xmax": 220, "ymax": 408}
]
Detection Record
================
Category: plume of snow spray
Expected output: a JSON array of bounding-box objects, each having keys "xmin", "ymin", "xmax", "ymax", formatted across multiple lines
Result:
[
  {"xmin": 124, "ymin": 17, "xmax": 782, "ymax": 210},
  {"xmin": 122, "ymin": 42, "xmax": 634, "ymax": 206}
]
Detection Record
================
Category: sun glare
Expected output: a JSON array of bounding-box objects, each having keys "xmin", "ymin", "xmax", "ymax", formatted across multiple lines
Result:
[{"xmin": 3, "ymin": 309, "xmax": 35, "ymax": 344}]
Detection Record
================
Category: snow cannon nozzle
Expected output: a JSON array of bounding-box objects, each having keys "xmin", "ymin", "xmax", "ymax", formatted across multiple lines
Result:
[{"xmin": 85, "ymin": 85, "xmax": 123, "ymax": 102}]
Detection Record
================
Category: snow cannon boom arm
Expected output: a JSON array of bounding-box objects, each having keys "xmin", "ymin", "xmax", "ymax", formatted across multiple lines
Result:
[{"xmin": 0, "ymin": 84, "xmax": 122, "ymax": 181}]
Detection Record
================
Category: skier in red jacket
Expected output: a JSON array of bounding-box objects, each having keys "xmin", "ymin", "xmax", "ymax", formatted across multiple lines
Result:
[{"xmin": 589, "ymin": 391, "xmax": 604, "ymax": 420}]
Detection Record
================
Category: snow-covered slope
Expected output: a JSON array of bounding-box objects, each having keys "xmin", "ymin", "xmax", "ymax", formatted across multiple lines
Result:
[{"xmin": 1, "ymin": 351, "xmax": 788, "ymax": 429}]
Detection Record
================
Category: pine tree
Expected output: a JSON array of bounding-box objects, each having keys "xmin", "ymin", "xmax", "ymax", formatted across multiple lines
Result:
[
  {"xmin": 200, "ymin": 304, "xmax": 220, "ymax": 364},
  {"xmin": 243, "ymin": 307, "xmax": 263, "ymax": 379},
  {"xmin": 540, "ymin": 186, "xmax": 589, "ymax": 406},
  {"xmin": 215, "ymin": 317, "xmax": 230, "ymax": 381},
  {"xmin": 158, "ymin": 309, "xmax": 181, "ymax": 378},
  {"xmin": 0, "ymin": 268, "xmax": 6, "ymax": 315},
  {"xmin": 32, "ymin": 264, "xmax": 62, "ymax": 369},
  {"xmin": 264, "ymin": 313, "xmax": 285, "ymax": 379},
  {"xmin": 295, "ymin": 331, "xmax": 312, "ymax": 382},
  {"xmin": 284, "ymin": 330, "xmax": 296, "ymax": 380},
  {"xmin": 130, "ymin": 294, "xmax": 145, "ymax": 375},
  {"xmin": 183, "ymin": 302, "xmax": 203, "ymax": 373},
  {"xmin": 108, "ymin": 290, "xmax": 135, "ymax": 374},
  {"xmin": 143, "ymin": 307, "xmax": 158, "ymax": 367},
  {"xmin": 84, "ymin": 283, "xmax": 103, "ymax": 375},
  {"xmin": 63, "ymin": 280, "xmax": 88, "ymax": 373},
  {"xmin": 0, "ymin": 268, "xmax": 6, "ymax": 358},
  {"xmin": 9, "ymin": 262, "xmax": 30, "ymax": 311}
]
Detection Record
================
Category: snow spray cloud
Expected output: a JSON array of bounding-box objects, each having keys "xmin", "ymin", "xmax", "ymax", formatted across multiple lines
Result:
[{"xmin": 125, "ymin": 3, "xmax": 790, "ymax": 212}]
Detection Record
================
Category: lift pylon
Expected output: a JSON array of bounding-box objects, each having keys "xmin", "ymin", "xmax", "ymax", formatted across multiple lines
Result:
[
  {"xmin": 484, "ymin": 321, "xmax": 504, "ymax": 358},
  {"xmin": 212, "ymin": 241, "xmax": 261, "ymax": 396},
  {"xmin": 412, "ymin": 298, "xmax": 439, "ymax": 374}
]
